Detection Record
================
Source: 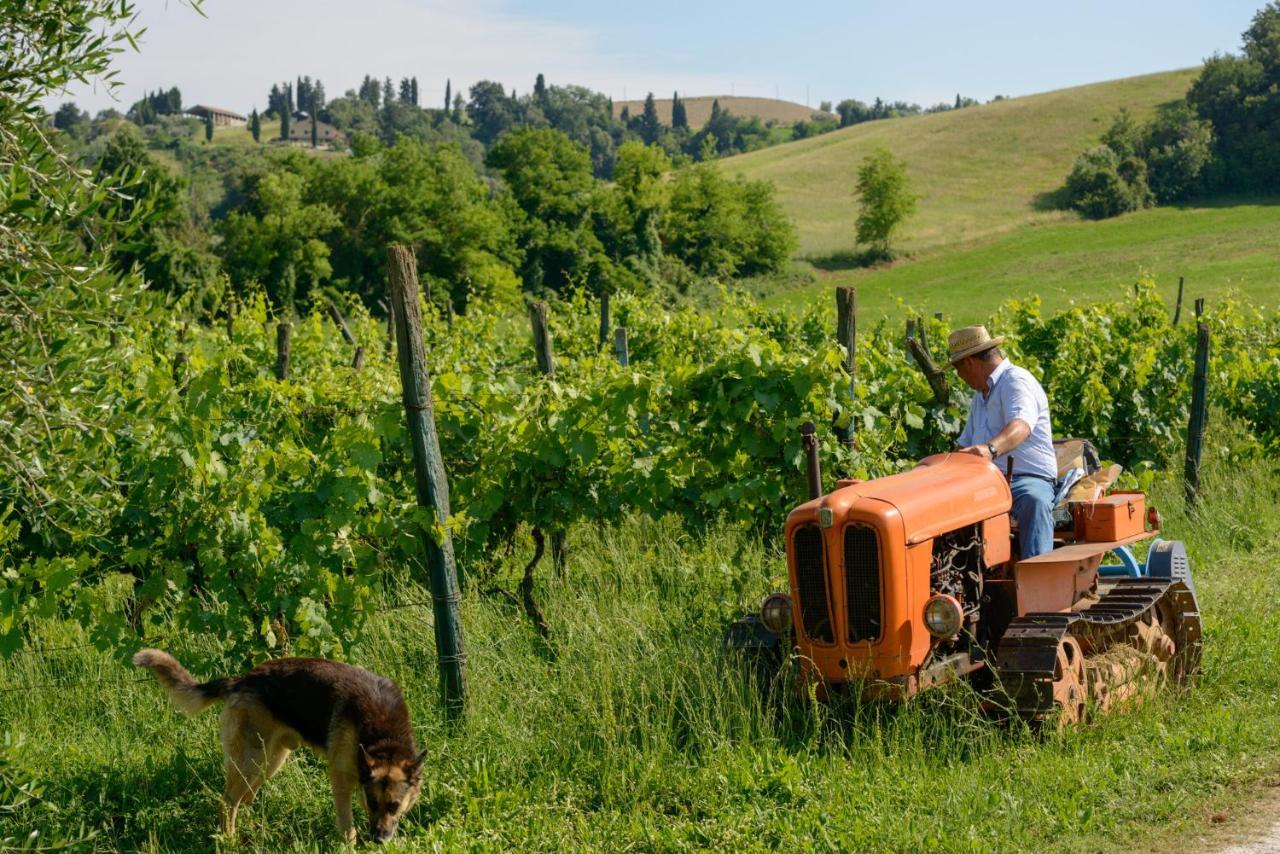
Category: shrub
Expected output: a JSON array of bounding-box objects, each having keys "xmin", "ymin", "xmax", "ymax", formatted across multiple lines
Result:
[{"xmin": 1065, "ymin": 145, "xmax": 1150, "ymax": 219}]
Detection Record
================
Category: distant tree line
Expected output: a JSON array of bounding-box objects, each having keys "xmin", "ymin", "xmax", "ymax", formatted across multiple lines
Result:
[{"xmin": 1065, "ymin": 1, "xmax": 1280, "ymax": 218}]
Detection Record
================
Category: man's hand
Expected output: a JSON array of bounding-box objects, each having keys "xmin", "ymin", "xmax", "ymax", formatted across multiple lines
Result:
[{"xmin": 958, "ymin": 445, "xmax": 994, "ymax": 461}]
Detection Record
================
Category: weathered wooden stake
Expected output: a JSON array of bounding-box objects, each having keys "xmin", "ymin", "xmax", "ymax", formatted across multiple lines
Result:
[
  {"xmin": 907, "ymin": 337, "xmax": 950, "ymax": 405},
  {"xmin": 528, "ymin": 300, "xmax": 555, "ymax": 376},
  {"xmin": 327, "ymin": 303, "xmax": 357, "ymax": 346},
  {"xmin": 598, "ymin": 290, "xmax": 610, "ymax": 352},
  {"xmin": 1195, "ymin": 297, "xmax": 1205, "ymax": 318},
  {"xmin": 352, "ymin": 346, "xmax": 365, "ymax": 372},
  {"xmin": 1173, "ymin": 277, "xmax": 1185, "ymax": 326},
  {"xmin": 226, "ymin": 296, "xmax": 235, "ymax": 340},
  {"xmin": 172, "ymin": 323, "xmax": 189, "ymax": 391},
  {"xmin": 614, "ymin": 326, "xmax": 629, "ymax": 367},
  {"xmin": 836, "ymin": 286, "xmax": 857, "ymax": 447},
  {"xmin": 387, "ymin": 245, "xmax": 467, "ymax": 721},
  {"xmin": 1184, "ymin": 320, "xmax": 1210, "ymax": 507},
  {"xmin": 275, "ymin": 322, "xmax": 291, "ymax": 381}
]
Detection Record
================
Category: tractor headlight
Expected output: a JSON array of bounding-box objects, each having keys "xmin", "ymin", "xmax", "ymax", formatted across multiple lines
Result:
[
  {"xmin": 760, "ymin": 593, "xmax": 793, "ymax": 634},
  {"xmin": 923, "ymin": 594, "xmax": 963, "ymax": 639}
]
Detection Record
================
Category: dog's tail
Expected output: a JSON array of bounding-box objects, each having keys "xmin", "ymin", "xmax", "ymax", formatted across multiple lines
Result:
[{"xmin": 132, "ymin": 649, "xmax": 233, "ymax": 715}]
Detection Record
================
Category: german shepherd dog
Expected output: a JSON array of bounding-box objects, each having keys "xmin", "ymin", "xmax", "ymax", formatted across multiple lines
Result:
[{"xmin": 133, "ymin": 649, "xmax": 425, "ymax": 844}]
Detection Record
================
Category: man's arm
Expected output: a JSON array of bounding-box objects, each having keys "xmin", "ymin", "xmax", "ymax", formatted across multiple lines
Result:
[{"xmin": 959, "ymin": 418, "xmax": 1030, "ymax": 460}]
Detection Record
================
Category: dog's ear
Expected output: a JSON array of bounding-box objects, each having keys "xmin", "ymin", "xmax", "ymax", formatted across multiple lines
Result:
[
  {"xmin": 407, "ymin": 748, "xmax": 427, "ymax": 776},
  {"xmin": 359, "ymin": 743, "xmax": 377, "ymax": 770}
]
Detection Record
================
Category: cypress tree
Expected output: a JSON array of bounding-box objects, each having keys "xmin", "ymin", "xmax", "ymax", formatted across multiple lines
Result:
[
  {"xmin": 310, "ymin": 96, "xmax": 318, "ymax": 147},
  {"xmin": 250, "ymin": 108, "xmax": 260, "ymax": 142},
  {"xmin": 411, "ymin": 76, "xmax": 419, "ymax": 106},
  {"xmin": 534, "ymin": 72, "xmax": 547, "ymax": 103},
  {"xmin": 452, "ymin": 92, "xmax": 464, "ymax": 123},
  {"xmin": 641, "ymin": 92, "xmax": 660, "ymax": 143},
  {"xmin": 444, "ymin": 78, "xmax": 451, "ymax": 112},
  {"xmin": 204, "ymin": 112, "xmax": 213, "ymax": 142},
  {"xmin": 710, "ymin": 98, "xmax": 721, "ymax": 121},
  {"xmin": 954, "ymin": 93, "xmax": 961, "ymax": 110},
  {"xmin": 620, "ymin": 105, "xmax": 630, "ymax": 123},
  {"xmin": 281, "ymin": 107, "xmax": 290, "ymax": 142},
  {"xmin": 672, "ymin": 91, "xmax": 688, "ymax": 130}
]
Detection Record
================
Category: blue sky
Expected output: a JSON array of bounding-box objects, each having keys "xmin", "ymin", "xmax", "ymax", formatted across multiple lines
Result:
[{"xmin": 56, "ymin": 0, "xmax": 1266, "ymax": 115}]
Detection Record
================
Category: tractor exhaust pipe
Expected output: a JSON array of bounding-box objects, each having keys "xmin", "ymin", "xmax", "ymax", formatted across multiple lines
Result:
[{"xmin": 800, "ymin": 422, "xmax": 822, "ymax": 499}]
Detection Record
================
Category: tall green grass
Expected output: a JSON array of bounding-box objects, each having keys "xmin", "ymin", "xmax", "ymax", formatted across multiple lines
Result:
[{"xmin": 2, "ymin": 431, "xmax": 1278, "ymax": 851}]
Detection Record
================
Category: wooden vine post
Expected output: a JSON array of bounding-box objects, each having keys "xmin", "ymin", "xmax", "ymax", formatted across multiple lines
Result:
[
  {"xmin": 835, "ymin": 286, "xmax": 857, "ymax": 448},
  {"xmin": 327, "ymin": 302, "xmax": 357, "ymax": 346},
  {"xmin": 598, "ymin": 290, "xmax": 610, "ymax": 352},
  {"xmin": 527, "ymin": 299, "xmax": 567, "ymax": 581},
  {"xmin": 529, "ymin": 299, "xmax": 555, "ymax": 376},
  {"xmin": 275, "ymin": 321, "xmax": 291, "ymax": 381},
  {"xmin": 1173, "ymin": 276, "xmax": 1185, "ymax": 326},
  {"xmin": 907, "ymin": 336, "xmax": 950, "ymax": 405},
  {"xmin": 387, "ymin": 245, "xmax": 467, "ymax": 720},
  {"xmin": 614, "ymin": 327, "xmax": 629, "ymax": 367},
  {"xmin": 1184, "ymin": 300, "xmax": 1210, "ymax": 508}
]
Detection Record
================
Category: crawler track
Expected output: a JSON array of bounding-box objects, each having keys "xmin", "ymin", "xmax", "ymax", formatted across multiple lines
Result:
[{"xmin": 994, "ymin": 577, "xmax": 1202, "ymax": 724}]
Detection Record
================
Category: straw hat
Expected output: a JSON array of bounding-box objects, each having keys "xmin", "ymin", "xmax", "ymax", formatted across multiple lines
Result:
[{"xmin": 946, "ymin": 325, "xmax": 1005, "ymax": 364}]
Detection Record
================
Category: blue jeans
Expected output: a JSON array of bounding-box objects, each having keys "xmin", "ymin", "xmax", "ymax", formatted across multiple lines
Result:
[{"xmin": 1011, "ymin": 475, "xmax": 1056, "ymax": 559}]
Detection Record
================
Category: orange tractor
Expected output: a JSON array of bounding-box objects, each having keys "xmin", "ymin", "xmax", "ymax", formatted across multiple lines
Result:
[{"xmin": 728, "ymin": 425, "xmax": 1202, "ymax": 726}]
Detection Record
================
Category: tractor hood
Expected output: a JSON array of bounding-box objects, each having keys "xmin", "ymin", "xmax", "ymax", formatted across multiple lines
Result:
[{"xmin": 789, "ymin": 452, "xmax": 1012, "ymax": 544}]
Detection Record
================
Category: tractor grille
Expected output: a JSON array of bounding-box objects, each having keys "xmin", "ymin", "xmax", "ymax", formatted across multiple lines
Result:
[
  {"xmin": 844, "ymin": 525, "xmax": 882, "ymax": 643},
  {"xmin": 793, "ymin": 524, "xmax": 834, "ymax": 643}
]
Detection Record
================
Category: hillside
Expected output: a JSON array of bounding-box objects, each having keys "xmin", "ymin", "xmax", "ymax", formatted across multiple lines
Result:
[
  {"xmin": 722, "ymin": 69, "xmax": 1201, "ymax": 259},
  {"xmin": 615, "ymin": 95, "xmax": 831, "ymax": 128}
]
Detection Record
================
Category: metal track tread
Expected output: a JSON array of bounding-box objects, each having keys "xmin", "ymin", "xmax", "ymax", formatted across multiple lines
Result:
[{"xmin": 994, "ymin": 577, "xmax": 1202, "ymax": 723}]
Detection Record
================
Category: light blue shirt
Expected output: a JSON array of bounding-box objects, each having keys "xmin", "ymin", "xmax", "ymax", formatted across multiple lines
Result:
[{"xmin": 957, "ymin": 359, "xmax": 1058, "ymax": 481}]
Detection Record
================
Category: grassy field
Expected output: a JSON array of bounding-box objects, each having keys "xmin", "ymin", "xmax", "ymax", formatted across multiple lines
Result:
[
  {"xmin": 721, "ymin": 69, "xmax": 1200, "ymax": 260},
  {"xmin": 3, "ymin": 438, "xmax": 1279, "ymax": 851},
  {"xmin": 615, "ymin": 95, "xmax": 832, "ymax": 128},
  {"xmin": 753, "ymin": 199, "xmax": 1280, "ymax": 324}
]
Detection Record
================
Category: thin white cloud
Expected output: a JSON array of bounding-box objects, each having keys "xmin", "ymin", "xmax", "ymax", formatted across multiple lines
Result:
[{"xmin": 51, "ymin": 0, "xmax": 747, "ymax": 114}]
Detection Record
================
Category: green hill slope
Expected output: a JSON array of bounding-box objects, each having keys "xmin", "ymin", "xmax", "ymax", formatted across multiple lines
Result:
[{"xmin": 721, "ymin": 69, "xmax": 1201, "ymax": 259}]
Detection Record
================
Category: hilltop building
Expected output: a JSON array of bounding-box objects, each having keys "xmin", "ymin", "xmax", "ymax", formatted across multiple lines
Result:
[
  {"xmin": 185, "ymin": 105, "xmax": 246, "ymax": 127},
  {"xmin": 287, "ymin": 115, "xmax": 346, "ymax": 147}
]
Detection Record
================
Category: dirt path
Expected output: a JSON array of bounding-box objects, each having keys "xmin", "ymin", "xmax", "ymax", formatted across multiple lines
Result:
[{"xmin": 1196, "ymin": 780, "xmax": 1280, "ymax": 853}]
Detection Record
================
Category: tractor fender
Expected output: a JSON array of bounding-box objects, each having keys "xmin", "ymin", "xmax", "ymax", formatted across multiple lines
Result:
[{"xmin": 1146, "ymin": 539, "xmax": 1197, "ymax": 597}]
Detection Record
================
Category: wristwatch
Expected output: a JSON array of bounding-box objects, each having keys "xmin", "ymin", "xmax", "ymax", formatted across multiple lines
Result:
[{"xmin": 986, "ymin": 442, "xmax": 999, "ymax": 458}]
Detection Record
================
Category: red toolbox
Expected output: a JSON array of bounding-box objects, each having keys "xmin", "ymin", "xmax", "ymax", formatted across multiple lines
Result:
[{"xmin": 1075, "ymin": 492, "xmax": 1146, "ymax": 541}]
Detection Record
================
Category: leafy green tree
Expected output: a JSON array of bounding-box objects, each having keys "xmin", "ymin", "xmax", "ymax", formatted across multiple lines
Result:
[
  {"xmin": 468, "ymin": 80, "xmax": 518, "ymax": 144},
  {"xmin": 52, "ymin": 101, "xmax": 90, "ymax": 136},
  {"xmin": 1186, "ymin": 1, "xmax": 1280, "ymax": 191},
  {"xmin": 854, "ymin": 147, "xmax": 917, "ymax": 258},
  {"xmin": 94, "ymin": 125, "xmax": 219, "ymax": 297},
  {"xmin": 601, "ymin": 140, "xmax": 671, "ymax": 265},
  {"xmin": 219, "ymin": 169, "xmax": 340, "ymax": 309},
  {"xmin": 486, "ymin": 127, "xmax": 613, "ymax": 294},
  {"xmin": 250, "ymin": 108, "xmax": 261, "ymax": 141},
  {"xmin": 663, "ymin": 163, "xmax": 794, "ymax": 276},
  {"xmin": 1144, "ymin": 104, "xmax": 1214, "ymax": 202}
]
